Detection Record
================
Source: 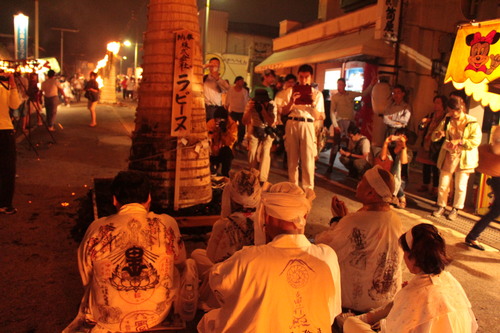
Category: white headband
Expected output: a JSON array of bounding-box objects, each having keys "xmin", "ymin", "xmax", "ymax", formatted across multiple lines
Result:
[
  {"xmin": 254, "ymin": 182, "xmax": 315, "ymax": 245},
  {"xmin": 405, "ymin": 230, "xmax": 414, "ymax": 250},
  {"xmin": 364, "ymin": 165, "xmax": 393, "ymax": 202},
  {"xmin": 220, "ymin": 168, "xmax": 261, "ymax": 217}
]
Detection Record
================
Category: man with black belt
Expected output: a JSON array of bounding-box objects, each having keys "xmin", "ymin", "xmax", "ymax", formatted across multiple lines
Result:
[
  {"xmin": 0, "ymin": 71, "xmax": 21, "ymax": 215},
  {"xmin": 281, "ymin": 64, "xmax": 324, "ymax": 190}
]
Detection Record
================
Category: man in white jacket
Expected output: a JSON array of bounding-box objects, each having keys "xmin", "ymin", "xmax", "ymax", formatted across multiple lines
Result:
[{"xmin": 198, "ymin": 182, "xmax": 341, "ymax": 333}]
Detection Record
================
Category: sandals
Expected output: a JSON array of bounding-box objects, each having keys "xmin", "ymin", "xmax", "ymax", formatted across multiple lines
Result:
[{"xmin": 465, "ymin": 238, "xmax": 485, "ymax": 251}]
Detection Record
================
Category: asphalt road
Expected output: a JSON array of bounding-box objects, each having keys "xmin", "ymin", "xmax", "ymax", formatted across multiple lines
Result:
[{"xmin": 0, "ymin": 101, "xmax": 498, "ymax": 332}]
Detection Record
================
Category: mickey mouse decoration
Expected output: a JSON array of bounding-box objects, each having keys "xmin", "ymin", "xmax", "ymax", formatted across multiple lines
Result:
[{"xmin": 465, "ymin": 30, "xmax": 500, "ymax": 75}]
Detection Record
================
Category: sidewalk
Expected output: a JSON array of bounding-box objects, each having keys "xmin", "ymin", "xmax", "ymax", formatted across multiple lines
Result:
[{"xmin": 0, "ymin": 101, "xmax": 498, "ymax": 332}]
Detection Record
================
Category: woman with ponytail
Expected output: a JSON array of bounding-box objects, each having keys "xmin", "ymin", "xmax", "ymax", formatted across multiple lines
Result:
[{"xmin": 343, "ymin": 223, "xmax": 478, "ymax": 333}]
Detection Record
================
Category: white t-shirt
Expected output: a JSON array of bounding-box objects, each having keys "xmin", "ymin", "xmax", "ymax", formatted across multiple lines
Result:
[
  {"xmin": 41, "ymin": 77, "xmax": 62, "ymax": 98},
  {"xmin": 225, "ymin": 86, "xmax": 249, "ymax": 114}
]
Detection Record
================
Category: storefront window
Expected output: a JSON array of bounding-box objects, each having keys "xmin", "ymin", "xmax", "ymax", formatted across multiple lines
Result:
[
  {"xmin": 345, "ymin": 67, "xmax": 364, "ymax": 92},
  {"xmin": 324, "ymin": 69, "xmax": 341, "ymax": 90}
]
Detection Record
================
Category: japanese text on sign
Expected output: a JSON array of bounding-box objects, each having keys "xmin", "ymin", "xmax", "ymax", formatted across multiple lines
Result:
[
  {"xmin": 382, "ymin": 0, "xmax": 400, "ymax": 43},
  {"xmin": 171, "ymin": 30, "xmax": 194, "ymax": 136}
]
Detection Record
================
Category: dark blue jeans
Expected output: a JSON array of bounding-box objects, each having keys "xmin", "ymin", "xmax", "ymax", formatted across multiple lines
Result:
[
  {"xmin": 44, "ymin": 96, "xmax": 59, "ymax": 127},
  {"xmin": 467, "ymin": 176, "xmax": 500, "ymax": 241},
  {"xmin": 0, "ymin": 130, "xmax": 16, "ymax": 208}
]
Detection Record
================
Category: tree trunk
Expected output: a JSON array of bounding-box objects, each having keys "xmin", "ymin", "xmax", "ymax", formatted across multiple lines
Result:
[{"xmin": 129, "ymin": 0, "xmax": 212, "ymax": 209}]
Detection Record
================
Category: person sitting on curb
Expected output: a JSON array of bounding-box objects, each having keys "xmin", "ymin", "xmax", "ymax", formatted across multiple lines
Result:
[
  {"xmin": 198, "ymin": 182, "xmax": 341, "ymax": 332},
  {"xmin": 316, "ymin": 165, "xmax": 403, "ymax": 314},
  {"xmin": 191, "ymin": 168, "xmax": 266, "ymax": 311},
  {"xmin": 338, "ymin": 123, "xmax": 372, "ymax": 179},
  {"xmin": 343, "ymin": 223, "xmax": 478, "ymax": 333},
  {"xmin": 64, "ymin": 171, "xmax": 197, "ymax": 332}
]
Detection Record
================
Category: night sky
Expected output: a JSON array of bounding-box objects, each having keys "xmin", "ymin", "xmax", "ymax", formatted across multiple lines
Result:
[{"xmin": 1, "ymin": 0, "xmax": 318, "ymax": 65}]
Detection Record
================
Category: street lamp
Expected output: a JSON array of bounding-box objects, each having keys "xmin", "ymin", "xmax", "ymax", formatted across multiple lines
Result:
[
  {"xmin": 120, "ymin": 56, "xmax": 127, "ymax": 75},
  {"xmin": 51, "ymin": 27, "xmax": 79, "ymax": 74},
  {"xmin": 124, "ymin": 39, "xmax": 139, "ymax": 78}
]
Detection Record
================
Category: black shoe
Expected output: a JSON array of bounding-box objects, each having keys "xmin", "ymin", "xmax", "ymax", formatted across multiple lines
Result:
[
  {"xmin": 0, "ymin": 206, "xmax": 17, "ymax": 215},
  {"xmin": 432, "ymin": 207, "xmax": 445, "ymax": 218},
  {"xmin": 465, "ymin": 238, "xmax": 485, "ymax": 251}
]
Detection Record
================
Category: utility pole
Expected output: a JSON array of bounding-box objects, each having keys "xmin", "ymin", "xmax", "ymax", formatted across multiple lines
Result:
[
  {"xmin": 51, "ymin": 27, "xmax": 79, "ymax": 74},
  {"xmin": 35, "ymin": 0, "xmax": 39, "ymax": 59}
]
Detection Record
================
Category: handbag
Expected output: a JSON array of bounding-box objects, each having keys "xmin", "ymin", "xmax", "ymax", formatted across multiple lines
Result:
[{"xmin": 429, "ymin": 117, "xmax": 450, "ymax": 162}]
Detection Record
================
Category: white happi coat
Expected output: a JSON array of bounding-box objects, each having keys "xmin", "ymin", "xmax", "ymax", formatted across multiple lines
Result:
[
  {"xmin": 316, "ymin": 210, "xmax": 403, "ymax": 312},
  {"xmin": 382, "ymin": 271, "xmax": 478, "ymax": 333},
  {"xmin": 65, "ymin": 203, "xmax": 186, "ymax": 333},
  {"xmin": 206, "ymin": 212, "xmax": 255, "ymax": 264},
  {"xmin": 198, "ymin": 234, "xmax": 342, "ymax": 333}
]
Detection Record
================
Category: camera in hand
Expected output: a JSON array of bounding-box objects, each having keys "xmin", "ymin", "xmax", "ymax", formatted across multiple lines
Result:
[
  {"xmin": 218, "ymin": 119, "xmax": 227, "ymax": 132},
  {"xmin": 252, "ymin": 88, "xmax": 271, "ymax": 113},
  {"xmin": 254, "ymin": 102, "xmax": 263, "ymax": 113}
]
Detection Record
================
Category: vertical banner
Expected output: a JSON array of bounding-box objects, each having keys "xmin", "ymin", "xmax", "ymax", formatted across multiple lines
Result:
[
  {"xmin": 380, "ymin": 0, "xmax": 401, "ymax": 43},
  {"xmin": 171, "ymin": 30, "xmax": 194, "ymax": 136},
  {"xmin": 14, "ymin": 14, "xmax": 29, "ymax": 60}
]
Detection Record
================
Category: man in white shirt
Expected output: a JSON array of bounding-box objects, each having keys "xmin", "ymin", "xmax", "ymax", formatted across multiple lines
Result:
[
  {"xmin": 225, "ymin": 76, "xmax": 249, "ymax": 146},
  {"xmin": 40, "ymin": 69, "xmax": 65, "ymax": 131},
  {"xmin": 383, "ymin": 84, "xmax": 411, "ymax": 137},
  {"xmin": 281, "ymin": 64, "xmax": 325, "ymax": 190},
  {"xmin": 204, "ymin": 57, "xmax": 230, "ymax": 121},
  {"xmin": 316, "ymin": 166, "xmax": 403, "ymax": 313},
  {"xmin": 330, "ymin": 77, "xmax": 375, "ymax": 138},
  {"xmin": 198, "ymin": 182, "xmax": 341, "ymax": 333},
  {"xmin": 64, "ymin": 171, "xmax": 189, "ymax": 332}
]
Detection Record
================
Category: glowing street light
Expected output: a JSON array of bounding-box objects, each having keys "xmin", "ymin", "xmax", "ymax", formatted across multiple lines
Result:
[
  {"xmin": 14, "ymin": 13, "xmax": 29, "ymax": 60},
  {"xmin": 123, "ymin": 39, "xmax": 139, "ymax": 77}
]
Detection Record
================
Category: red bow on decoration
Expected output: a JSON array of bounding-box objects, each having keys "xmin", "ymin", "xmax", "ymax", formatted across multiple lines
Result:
[{"xmin": 470, "ymin": 30, "xmax": 497, "ymax": 46}]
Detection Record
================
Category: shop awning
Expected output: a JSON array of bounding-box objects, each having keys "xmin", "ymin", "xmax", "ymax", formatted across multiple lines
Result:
[{"xmin": 255, "ymin": 29, "xmax": 393, "ymax": 72}]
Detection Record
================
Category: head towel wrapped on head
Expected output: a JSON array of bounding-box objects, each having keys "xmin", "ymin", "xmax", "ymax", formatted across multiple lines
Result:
[
  {"xmin": 363, "ymin": 165, "xmax": 395, "ymax": 203},
  {"xmin": 255, "ymin": 182, "xmax": 316, "ymax": 244},
  {"xmin": 221, "ymin": 168, "xmax": 262, "ymax": 217}
]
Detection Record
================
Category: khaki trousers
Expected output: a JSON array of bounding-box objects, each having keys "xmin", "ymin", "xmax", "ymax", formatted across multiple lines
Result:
[
  {"xmin": 285, "ymin": 119, "xmax": 316, "ymax": 190},
  {"xmin": 437, "ymin": 170, "xmax": 471, "ymax": 209}
]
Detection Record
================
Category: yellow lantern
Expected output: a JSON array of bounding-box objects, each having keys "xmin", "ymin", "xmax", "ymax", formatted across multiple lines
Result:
[{"xmin": 445, "ymin": 19, "xmax": 500, "ymax": 111}]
